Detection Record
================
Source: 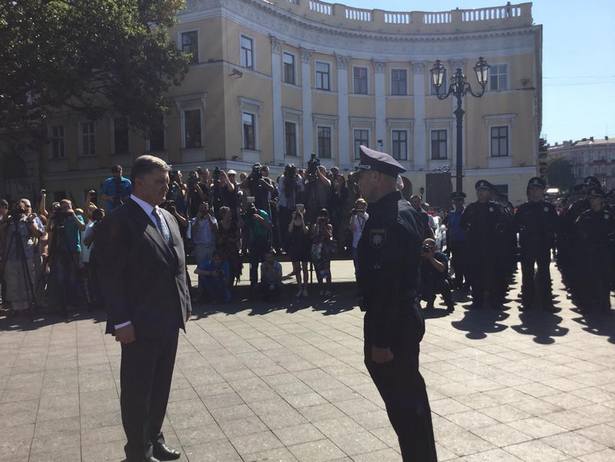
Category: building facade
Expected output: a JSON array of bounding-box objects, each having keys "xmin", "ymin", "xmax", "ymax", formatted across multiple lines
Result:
[
  {"xmin": 39, "ymin": 0, "xmax": 542, "ymax": 205},
  {"xmin": 548, "ymin": 137, "xmax": 615, "ymax": 190}
]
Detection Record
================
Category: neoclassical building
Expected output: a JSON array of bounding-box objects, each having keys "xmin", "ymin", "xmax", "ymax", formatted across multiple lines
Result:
[{"xmin": 39, "ymin": 0, "xmax": 542, "ymax": 205}]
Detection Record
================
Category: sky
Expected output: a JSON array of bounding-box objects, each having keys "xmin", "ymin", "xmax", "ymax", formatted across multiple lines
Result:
[{"xmin": 341, "ymin": 0, "xmax": 615, "ymax": 144}]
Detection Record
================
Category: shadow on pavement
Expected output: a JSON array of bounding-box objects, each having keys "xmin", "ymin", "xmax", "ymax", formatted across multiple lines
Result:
[
  {"xmin": 571, "ymin": 309, "xmax": 615, "ymax": 344},
  {"xmin": 0, "ymin": 308, "xmax": 106, "ymax": 332},
  {"xmin": 451, "ymin": 305, "xmax": 510, "ymax": 340},
  {"xmin": 511, "ymin": 310, "xmax": 569, "ymax": 344}
]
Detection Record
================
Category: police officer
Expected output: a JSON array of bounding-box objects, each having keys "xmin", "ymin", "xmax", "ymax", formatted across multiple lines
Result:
[
  {"xmin": 514, "ymin": 177, "xmax": 559, "ymax": 311},
  {"xmin": 445, "ymin": 192, "xmax": 468, "ymax": 289},
  {"xmin": 575, "ymin": 186, "xmax": 615, "ymax": 313},
  {"xmin": 461, "ymin": 180, "xmax": 508, "ymax": 309},
  {"xmin": 356, "ymin": 145, "xmax": 437, "ymax": 462}
]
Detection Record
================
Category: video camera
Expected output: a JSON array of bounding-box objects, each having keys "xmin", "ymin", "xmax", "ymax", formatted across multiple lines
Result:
[{"xmin": 250, "ymin": 163, "xmax": 262, "ymax": 181}]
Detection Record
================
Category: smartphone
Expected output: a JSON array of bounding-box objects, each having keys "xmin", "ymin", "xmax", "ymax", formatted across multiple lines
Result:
[{"xmin": 296, "ymin": 203, "xmax": 305, "ymax": 213}]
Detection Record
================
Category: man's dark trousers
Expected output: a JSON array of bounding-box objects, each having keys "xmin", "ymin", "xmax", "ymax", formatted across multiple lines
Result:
[
  {"xmin": 121, "ymin": 333, "xmax": 178, "ymax": 460},
  {"xmin": 520, "ymin": 248, "xmax": 551, "ymax": 308}
]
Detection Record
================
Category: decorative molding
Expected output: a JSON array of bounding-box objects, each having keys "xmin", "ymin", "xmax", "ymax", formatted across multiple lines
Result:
[
  {"xmin": 449, "ymin": 58, "xmax": 465, "ymax": 71},
  {"xmin": 270, "ymin": 35, "xmax": 282, "ymax": 54},
  {"xmin": 372, "ymin": 61, "xmax": 386, "ymax": 73},
  {"xmin": 300, "ymin": 48, "xmax": 313, "ymax": 63},
  {"xmin": 335, "ymin": 54, "xmax": 350, "ymax": 70},
  {"xmin": 412, "ymin": 62, "xmax": 426, "ymax": 74},
  {"xmin": 482, "ymin": 113, "xmax": 518, "ymax": 122}
]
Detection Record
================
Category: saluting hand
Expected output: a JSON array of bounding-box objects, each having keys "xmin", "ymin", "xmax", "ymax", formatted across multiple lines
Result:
[
  {"xmin": 371, "ymin": 345, "xmax": 394, "ymax": 364},
  {"xmin": 115, "ymin": 324, "xmax": 136, "ymax": 344}
]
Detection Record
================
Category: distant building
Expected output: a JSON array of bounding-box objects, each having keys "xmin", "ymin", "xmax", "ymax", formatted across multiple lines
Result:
[
  {"xmin": 11, "ymin": 0, "xmax": 542, "ymax": 206},
  {"xmin": 547, "ymin": 137, "xmax": 615, "ymax": 189}
]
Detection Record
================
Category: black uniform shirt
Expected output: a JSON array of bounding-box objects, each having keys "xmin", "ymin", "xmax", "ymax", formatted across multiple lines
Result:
[
  {"xmin": 357, "ymin": 191, "xmax": 423, "ymax": 349},
  {"xmin": 514, "ymin": 201, "xmax": 559, "ymax": 250},
  {"xmin": 575, "ymin": 208, "xmax": 615, "ymax": 252}
]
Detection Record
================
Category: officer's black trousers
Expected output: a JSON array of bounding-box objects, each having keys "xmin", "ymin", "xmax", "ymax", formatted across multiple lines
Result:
[
  {"xmin": 449, "ymin": 240, "xmax": 467, "ymax": 288},
  {"xmin": 363, "ymin": 323, "xmax": 437, "ymax": 461},
  {"xmin": 520, "ymin": 249, "xmax": 552, "ymax": 308}
]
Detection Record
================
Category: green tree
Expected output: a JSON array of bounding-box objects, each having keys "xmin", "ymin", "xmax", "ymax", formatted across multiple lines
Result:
[
  {"xmin": 0, "ymin": 0, "xmax": 189, "ymax": 147},
  {"xmin": 546, "ymin": 158, "xmax": 575, "ymax": 192}
]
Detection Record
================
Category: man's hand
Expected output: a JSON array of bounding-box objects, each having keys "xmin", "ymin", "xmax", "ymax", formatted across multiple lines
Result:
[
  {"xmin": 114, "ymin": 324, "xmax": 136, "ymax": 344},
  {"xmin": 371, "ymin": 345, "xmax": 394, "ymax": 364}
]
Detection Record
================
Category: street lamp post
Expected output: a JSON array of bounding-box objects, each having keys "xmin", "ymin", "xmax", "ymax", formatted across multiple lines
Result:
[{"xmin": 430, "ymin": 57, "xmax": 490, "ymax": 193}]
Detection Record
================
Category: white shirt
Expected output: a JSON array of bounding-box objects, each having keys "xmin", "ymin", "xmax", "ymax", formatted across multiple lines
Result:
[{"xmin": 350, "ymin": 212, "xmax": 369, "ymax": 248}]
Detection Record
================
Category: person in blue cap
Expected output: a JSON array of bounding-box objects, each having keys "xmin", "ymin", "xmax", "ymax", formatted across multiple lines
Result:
[
  {"xmin": 574, "ymin": 186, "xmax": 615, "ymax": 313},
  {"xmin": 513, "ymin": 177, "xmax": 559, "ymax": 311},
  {"xmin": 355, "ymin": 145, "xmax": 437, "ymax": 461},
  {"xmin": 460, "ymin": 179, "xmax": 508, "ymax": 309}
]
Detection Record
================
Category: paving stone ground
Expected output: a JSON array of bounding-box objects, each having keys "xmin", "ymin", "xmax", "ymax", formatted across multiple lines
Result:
[{"xmin": 1, "ymin": 261, "xmax": 615, "ymax": 462}]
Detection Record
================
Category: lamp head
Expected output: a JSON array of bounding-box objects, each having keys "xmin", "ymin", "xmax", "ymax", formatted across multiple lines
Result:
[{"xmin": 474, "ymin": 57, "xmax": 490, "ymax": 87}]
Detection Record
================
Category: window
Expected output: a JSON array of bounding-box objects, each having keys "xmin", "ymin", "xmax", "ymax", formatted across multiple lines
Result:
[
  {"xmin": 493, "ymin": 184, "xmax": 509, "ymax": 199},
  {"xmin": 317, "ymin": 126, "xmax": 331, "ymax": 159},
  {"xmin": 391, "ymin": 69, "xmax": 407, "ymax": 96},
  {"xmin": 113, "ymin": 117, "xmax": 129, "ymax": 154},
  {"xmin": 149, "ymin": 116, "xmax": 165, "ymax": 152},
  {"xmin": 242, "ymin": 112, "xmax": 256, "ymax": 150},
  {"xmin": 490, "ymin": 126, "xmax": 509, "ymax": 157},
  {"xmin": 354, "ymin": 129, "xmax": 369, "ymax": 160},
  {"xmin": 489, "ymin": 64, "xmax": 508, "ymax": 91},
  {"xmin": 81, "ymin": 122, "xmax": 95, "ymax": 156},
  {"xmin": 283, "ymin": 52, "xmax": 295, "ymax": 85},
  {"xmin": 50, "ymin": 125, "xmax": 64, "ymax": 159},
  {"xmin": 184, "ymin": 109, "xmax": 202, "ymax": 148},
  {"xmin": 353, "ymin": 67, "xmax": 368, "ymax": 95},
  {"xmin": 240, "ymin": 35, "xmax": 254, "ymax": 69},
  {"xmin": 315, "ymin": 61, "xmax": 330, "ymax": 91},
  {"xmin": 392, "ymin": 130, "xmax": 408, "ymax": 160},
  {"xmin": 431, "ymin": 129, "xmax": 447, "ymax": 160},
  {"xmin": 285, "ymin": 122, "xmax": 297, "ymax": 157},
  {"xmin": 181, "ymin": 31, "xmax": 199, "ymax": 64},
  {"xmin": 431, "ymin": 68, "xmax": 447, "ymax": 95}
]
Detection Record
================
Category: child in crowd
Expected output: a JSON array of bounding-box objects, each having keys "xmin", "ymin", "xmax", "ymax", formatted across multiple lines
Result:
[
  {"xmin": 194, "ymin": 250, "xmax": 231, "ymax": 303},
  {"xmin": 260, "ymin": 249, "xmax": 282, "ymax": 301},
  {"xmin": 311, "ymin": 209, "xmax": 335, "ymax": 298}
]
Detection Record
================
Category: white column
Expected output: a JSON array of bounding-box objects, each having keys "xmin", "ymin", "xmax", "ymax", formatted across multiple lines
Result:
[
  {"xmin": 270, "ymin": 36, "xmax": 284, "ymax": 164},
  {"xmin": 413, "ymin": 62, "xmax": 427, "ymax": 169},
  {"xmin": 301, "ymin": 49, "xmax": 313, "ymax": 164},
  {"xmin": 336, "ymin": 55, "xmax": 350, "ymax": 168},
  {"xmin": 374, "ymin": 61, "xmax": 386, "ymax": 152}
]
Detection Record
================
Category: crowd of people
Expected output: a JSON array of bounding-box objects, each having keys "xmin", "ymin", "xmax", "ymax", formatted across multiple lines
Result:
[{"xmin": 1, "ymin": 156, "xmax": 615, "ymax": 318}]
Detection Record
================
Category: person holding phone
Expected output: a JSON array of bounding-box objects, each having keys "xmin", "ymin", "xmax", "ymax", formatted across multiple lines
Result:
[{"xmin": 287, "ymin": 203, "xmax": 311, "ymax": 297}]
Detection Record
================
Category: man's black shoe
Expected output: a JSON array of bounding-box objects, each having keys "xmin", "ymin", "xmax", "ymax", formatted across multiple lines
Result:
[{"xmin": 153, "ymin": 442, "xmax": 181, "ymax": 461}]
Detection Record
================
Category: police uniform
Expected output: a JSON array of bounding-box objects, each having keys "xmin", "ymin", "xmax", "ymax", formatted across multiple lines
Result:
[
  {"xmin": 574, "ymin": 187, "xmax": 615, "ymax": 313},
  {"xmin": 460, "ymin": 180, "xmax": 508, "ymax": 309},
  {"xmin": 356, "ymin": 145, "xmax": 437, "ymax": 462},
  {"xmin": 514, "ymin": 177, "xmax": 559, "ymax": 310}
]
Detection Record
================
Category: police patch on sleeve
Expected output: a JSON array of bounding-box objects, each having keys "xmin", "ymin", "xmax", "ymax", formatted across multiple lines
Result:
[{"xmin": 369, "ymin": 229, "xmax": 386, "ymax": 248}]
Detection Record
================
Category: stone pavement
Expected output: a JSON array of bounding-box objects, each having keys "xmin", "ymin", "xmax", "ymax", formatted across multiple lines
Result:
[{"xmin": 1, "ymin": 261, "xmax": 615, "ymax": 462}]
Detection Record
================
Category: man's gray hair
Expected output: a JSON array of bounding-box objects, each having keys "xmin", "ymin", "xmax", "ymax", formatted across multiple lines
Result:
[{"xmin": 130, "ymin": 155, "xmax": 171, "ymax": 183}]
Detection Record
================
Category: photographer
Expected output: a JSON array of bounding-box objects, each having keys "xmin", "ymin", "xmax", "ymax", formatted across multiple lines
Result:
[
  {"xmin": 242, "ymin": 199, "xmax": 272, "ymax": 295},
  {"xmin": 277, "ymin": 164, "xmax": 303, "ymax": 251},
  {"xmin": 186, "ymin": 169, "xmax": 205, "ymax": 218},
  {"xmin": 194, "ymin": 250, "xmax": 231, "ymax": 303},
  {"xmin": 329, "ymin": 168, "xmax": 348, "ymax": 252},
  {"xmin": 100, "ymin": 165, "xmax": 132, "ymax": 212},
  {"xmin": 161, "ymin": 199, "xmax": 188, "ymax": 235},
  {"xmin": 303, "ymin": 156, "xmax": 331, "ymax": 224},
  {"xmin": 419, "ymin": 238, "xmax": 454, "ymax": 311},
  {"xmin": 349, "ymin": 198, "xmax": 369, "ymax": 277},
  {"xmin": 166, "ymin": 170, "xmax": 188, "ymax": 216},
  {"xmin": 241, "ymin": 163, "xmax": 274, "ymax": 217},
  {"xmin": 211, "ymin": 168, "xmax": 238, "ymax": 216},
  {"xmin": 0, "ymin": 199, "xmax": 44, "ymax": 316},
  {"xmin": 189, "ymin": 202, "xmax": 218, "ymax": 265},
  {"xmin": 47, "ymin": 199, "xmax": 86, "ymax": 313}
]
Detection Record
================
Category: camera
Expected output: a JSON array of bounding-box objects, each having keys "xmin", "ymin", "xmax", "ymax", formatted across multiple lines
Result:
[
  {"xmin": 307, "ymin": 155, "xmax": 320, "ymax": 179},
  {"xmin": 213, "ymin": 167, "xmax": 221, "ymax": 181},
  {"xmin": 251, "ymin": 164, "xmax": 262, "ymax": 181}
]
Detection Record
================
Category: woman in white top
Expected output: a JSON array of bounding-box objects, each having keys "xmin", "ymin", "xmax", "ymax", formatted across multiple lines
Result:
[{"xmin": 349, "ymin": 198, "xmax": 369, "ymax": 277}]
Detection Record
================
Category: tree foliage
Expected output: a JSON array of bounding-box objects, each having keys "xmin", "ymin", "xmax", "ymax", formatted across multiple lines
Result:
[
  {"xmin": 0, "ymin": 0, "xmax": 189, "ymax": 146},
  {"xmin": 546, "ymin": 158, "xmax": 575, "ymax": 192}
]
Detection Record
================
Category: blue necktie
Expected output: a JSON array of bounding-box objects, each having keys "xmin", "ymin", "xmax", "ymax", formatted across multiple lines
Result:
[{"xmin": 152, "ymin": 207, "xmax": 171, "ymax": 245}]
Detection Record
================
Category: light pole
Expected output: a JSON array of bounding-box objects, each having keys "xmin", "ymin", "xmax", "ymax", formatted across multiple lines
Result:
[{"xmin": 430, "ymin": 57, "xmax": 490, "ymax": 193}]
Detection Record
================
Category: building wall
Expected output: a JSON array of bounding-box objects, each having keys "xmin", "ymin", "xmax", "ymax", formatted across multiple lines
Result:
[
  {"xmin": 39, "ymin": 0, "xmax": 542, "ymax": 206},
  {"xmin": 548, "ymin": 138, "xmax": 615, "ymax": 190}
]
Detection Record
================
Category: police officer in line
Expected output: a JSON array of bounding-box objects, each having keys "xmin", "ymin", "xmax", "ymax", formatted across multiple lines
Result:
[
  {"xmin": 355, "ymin": 145, "xmax": 437, "ymax": 462},
  {"xmin": 461, "ymin": 180, "xmax": 508, "ymax": 309},
  {"xmin": 444, "ymin": 191, "xmax": 468, "ymax": 289},
  {"xmin": 514, "ymin": 177, "xmax": 559, "ymax": 311},
  {"xmin": 574, "ymin": 186, "xmax": 615, "ymax": 313}
]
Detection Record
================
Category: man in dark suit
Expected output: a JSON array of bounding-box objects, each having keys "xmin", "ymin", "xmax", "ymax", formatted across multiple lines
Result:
[{"xmin": 97, "ymin": 155, "xmax": 191, "ymax": 462}]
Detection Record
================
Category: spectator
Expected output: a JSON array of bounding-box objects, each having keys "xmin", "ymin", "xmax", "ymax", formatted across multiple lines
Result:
[
  {"xmin": 242, "ymin": 199, "xmax": 272, "ymax": 295},
  {"xmin": 186, "ymin": 169, "xmax": 206, "ymax": 218},
  {"xmin": 194, "ymin": 250, "xmax": 231, "ymax": 303},
  {"xmin": 226, "ymin": 169, "xmax": 242, "ymax": 220},
  {"xmin": 277, "ymin": 164, "xmax": 303, "ymax": 251},
  {"xmin": 349, "ymin": 198, "xmax": 369, "ymax": 276},
  {"xmin": 241, "ymin": 163, "xmax": 274, "ymax": 216},
  {"xmin": 303, "ymin": 164, "xmax": 331, "ymax": 224},
  {"xmin": 100, "ymin": 165, "xmax": 132, "ymax": 212},
  {"xmin": 216, "ymin": 206, "xmax": 242, "ymax": 287},
  {"xmin": 287, "ymin": 204, "xmax": 311, "ymax": 297},
  {"xmin": 410, "ymin": 194, "xmax": 435, "ymax": 239},
  {"xmin": 419, "ymin": 238, "xmax": 454, "ymax": 311},
  {"xmin": 311, "ymin": 209, "xmax": 335, "ymax": 297},
  {"xmin": 81, "ymin": 207, "xmax": 105, "ymax": 307},
  {"xmin": 166, "ymin": 170, "xmax": 187, "ymax": 215},
  {"xmin": 0, "ymin": 199, "xmax": 44, "ymax": 316},
  {"xmin": 211, "ymin": 169, "xmax": 238, "ymax": 216},
  {"xmin": 189, "ymin": 202, "xmax": 218, "ymax": 265},
  {"xmin": 329, "ymin": 168, "xmax": 349, "ymax": 251},
  {"xmin": 260, "ymin": 249, "xmax": 282, "ymax": 300}
]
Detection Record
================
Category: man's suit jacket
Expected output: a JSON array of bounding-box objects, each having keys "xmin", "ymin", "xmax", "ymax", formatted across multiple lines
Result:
[{"xmin": 97, "ymin": 199, "xmax": 191, "ymax": 338}]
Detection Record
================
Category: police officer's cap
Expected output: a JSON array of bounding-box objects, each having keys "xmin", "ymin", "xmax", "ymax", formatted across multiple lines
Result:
[
  {"xmin": 584, "ymin": 176, "xmax": 601, "ymax": 188},
  {"xmin": 587, "ymin": 186, "xmax": 605, "ymax": 198},
  {"xmin": 451, "ymin": 191, "xmax": 466, "ymax": 200},
  {"xmin": 475, "ymin": 179, "xmax": 492, "ymax": 191},
  {"xmin": 527, "ymin": 177, "xmax": 547, "ymax": 189},
  {"xmin": 356, "ymin": 145, "xmax": 406, "ymax": 177}
]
